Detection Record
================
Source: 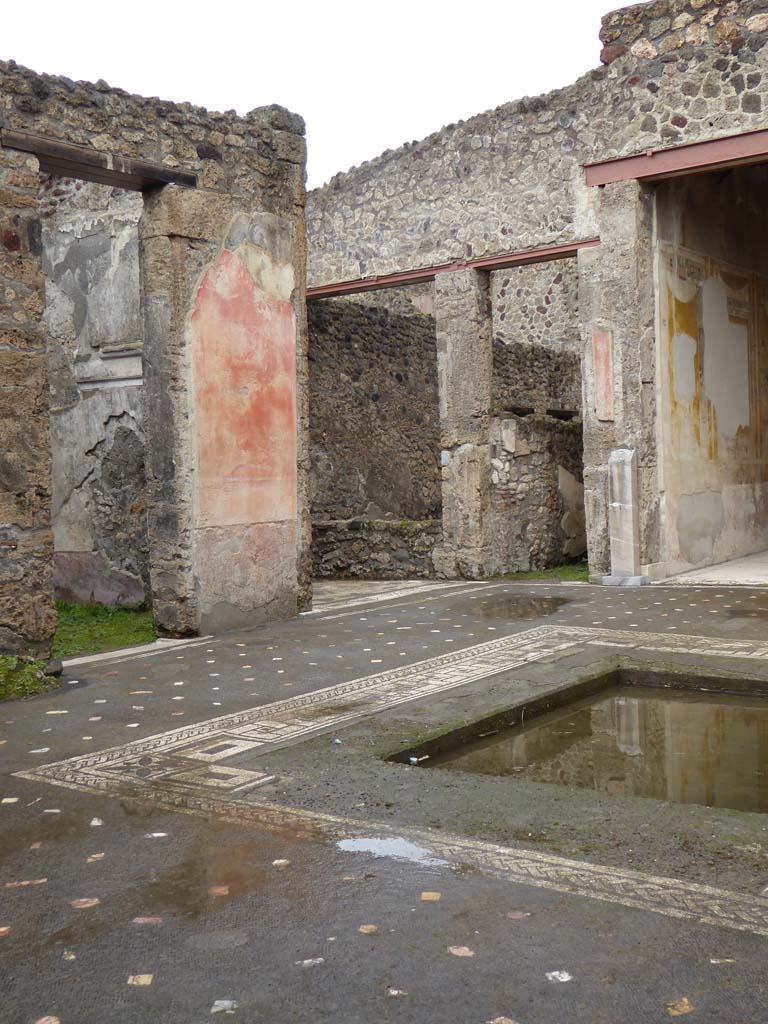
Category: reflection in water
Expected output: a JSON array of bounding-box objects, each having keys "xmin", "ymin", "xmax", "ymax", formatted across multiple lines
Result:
[
  {"xmin": 475, "ymin": 596, "xmax": 570, "ymax": 620},
  {"xmin": 428, "ymin": 686, "xmax": 768, "ymax": 813}
]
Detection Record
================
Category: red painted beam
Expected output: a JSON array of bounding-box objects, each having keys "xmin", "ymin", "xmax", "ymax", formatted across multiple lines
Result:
[
  {"xmin": 585, "ymin": 127, "xmax": 768, "ymax": 187},
  {"xmin": 307, "ymin": 238, "xmax": 600, "ymax": 299}
]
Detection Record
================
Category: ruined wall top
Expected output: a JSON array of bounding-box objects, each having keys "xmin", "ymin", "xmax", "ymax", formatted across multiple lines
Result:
[
  {"xmin": 600, "ymin": 0, "xmax": 768, "ymax": 64},
  {"xmin": 307, "ymin": 1, "xmax": 768, "ymax": 286},
  {"xmin": 0, "ymin": 59, "xmax": 306, "ymax": 208}
]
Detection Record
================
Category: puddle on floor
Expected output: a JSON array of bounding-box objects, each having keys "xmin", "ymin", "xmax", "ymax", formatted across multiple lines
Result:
[
  {"xmin": 475, "ymin": 595, "xmax": 570, "ymax": 620},
  {"xmin": 425, "ymin": 685, "xmax": 768, "ymax": 813},
  {"xmin": 337, "ymin": 836, "xmax": 447, "ymax": 866}
]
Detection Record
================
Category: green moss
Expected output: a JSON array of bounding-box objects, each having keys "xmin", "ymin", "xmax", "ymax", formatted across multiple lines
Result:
[
  {"xmin": 496, "ymin": 560, "xmax": 589, "ymax": 582},
  {"xmin": 0, "ymin": 656, "xmax": 59, "ymax": 701},
  {"xmin": 52, "ymin": 601, "xmax": 156, "ymax": 659}
]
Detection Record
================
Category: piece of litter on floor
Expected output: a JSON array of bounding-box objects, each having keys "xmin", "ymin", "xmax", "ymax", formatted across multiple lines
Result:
[
  {"xmin": 358, "ymin": 924, "xmax": 378, "ymax": 934},
  {"xmin": 710, "ymin": 957, "xmax": 736, "ymax": 964},
  {"xmin": 545, "ymin": 970, "xmax": 572, "ymax": 983},
  {"xmin": 208, "ymin": 885, "xmax": 229, "ymax": 897},
  {"xmin": 45, "ymin": 710, "xmax": 68, "ymax": 716},
  {"xmin": 127, "ymin": 974, "xmax": 153, "ymax": 986},
  {"xmin": 70, "ymin": 897, "xmax": 100, "ymax": 909},
  {"xmin": 29, "ymin": 748, "xmax": 50, "ymax": 754},
  {"xmin": 90, "ymin": 818, "xmax": 103, "ymax": 827},
  {"xmin": 665, "ymin": 997, "xmax": 694, "ymax": 1016},
  {"xmin": 210, "ymin": 999, "xmax": 238, "ymax": 1014},
  {"xmin": 86, "ymin": 852, "xmax": 105, "ymax": 863},
  {"xmin": 448, "ymin": 946, "xmax": 474, "ymax": 958},
  {"xmin": 272, "ymin": 859, "xmax": 290, "ymax": 867},
  {"xmin": 421, "ymin": 891, "xmax": 441, "ymax": 901},
  {"xmin": 132, "ymin": 916, "xmax": 163, "ymax": 925},
  {"xmin": 333, "ymin": 738, "xmax": 342, "ymax": 744},
  {"xmin": 144, "ymin": 832, "xmax": 168, "ymax": 838},
  {"xmin": 0, "ymin": 926, "xmax": 11, "ymax": 937},
  {"xmin": 5, "ymin": 878, "xmax": 47, "ymax": 888},
  {"xmin": 1, "ymin": 797, "xmax": 18, "ymax": 805},
  {"xmin": 296, "ymin": 957, "xmax": 324, "ymax": 967},
  {"xmin": 33, "ymin": 1017, "xmax": 60, "ymax": 1024},
  {"xmin": 505, "ymin": 911, "xmax": 530, "ymax": 920},
  {"xmin": 62, "ymin": 950, "xmax": 76, "ymax": 961},
  {"xmin": 487, "ymin": 1017, "xmax": 520, "ymax": 1024},
  {"xmin": 42, "ymin": 809, "xmax": 60, "ymax": 815},
  {"xmin": 387, "ymin": 988, "xmax": 408, "ymax": 997}
]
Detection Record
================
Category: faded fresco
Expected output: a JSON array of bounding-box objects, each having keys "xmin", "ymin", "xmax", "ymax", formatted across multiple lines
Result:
[
  {"xmin": 656, "ymin": 244, "xmax": 768, "ymax": 575},
  {"xmin": 189, "ymin": 225, "xmax": 299, "ymax": 631}
]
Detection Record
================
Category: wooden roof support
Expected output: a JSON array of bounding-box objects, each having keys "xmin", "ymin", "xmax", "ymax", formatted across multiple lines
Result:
[
  {"xmin": 584, "ymin": 128, "xmax": 768, "ymax": 187},
  {"xmin": 1, "ymin": 129, "xmax": 197, "ymax": 190},
  {"xmin": 306, "ymin": 238, "xmax": 600, "ymax": 299}
]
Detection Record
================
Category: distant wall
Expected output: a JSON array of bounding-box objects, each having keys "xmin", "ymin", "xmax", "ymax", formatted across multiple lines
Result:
[
  {"xmin": 308, "ymin": 298, "xmax": 441, "ymax": 521},
  {"xmin": 491, "ymin": 258, "xmax": 580, "ymax": 352},
  {"xmin": 489, "ymin": 415, "xmax": 586, "ymax": 572},
  {"xmin": 43, "ymin": 179, "xmax": 149, "ymax": 606},
  {"xmin": 493, "ymin": 341, "xmax": 582, "ymax": 418}
]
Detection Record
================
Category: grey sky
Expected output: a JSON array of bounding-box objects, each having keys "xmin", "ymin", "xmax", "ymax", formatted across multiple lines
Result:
[{"xmin": 4, "ymin": 0, "xmax": 622, "ymax": 189}]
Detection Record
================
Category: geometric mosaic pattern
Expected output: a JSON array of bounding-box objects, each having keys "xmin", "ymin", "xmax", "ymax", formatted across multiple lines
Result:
[
  {"xmin": 17, "ymin": 623, "xmax": 768, "ymax": 801},
  {"xmin": 16, "ymin": 623, "xmax": 768, "ymax": 939}
]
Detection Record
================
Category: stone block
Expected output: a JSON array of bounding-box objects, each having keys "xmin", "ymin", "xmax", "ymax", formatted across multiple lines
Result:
[{"xmin": 604, "ymin": 448, "xmax": 648, "ymax": 585}]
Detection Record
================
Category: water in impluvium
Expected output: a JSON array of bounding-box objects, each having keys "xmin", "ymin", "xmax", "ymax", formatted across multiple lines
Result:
[{"xmin": 426, "ymin": 686, "xmax": 768, "ymax": 813}]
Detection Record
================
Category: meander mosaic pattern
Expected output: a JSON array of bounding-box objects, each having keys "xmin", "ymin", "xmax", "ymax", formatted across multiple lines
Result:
[{"xmin": 17, "ymin": 623, "xmax": 768, "ymax": 939}]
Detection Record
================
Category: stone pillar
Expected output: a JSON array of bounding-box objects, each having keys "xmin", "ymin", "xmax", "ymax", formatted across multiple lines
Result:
[
  {"xmin": 578, "ymin": 179, "xmax": 657, "ymax": 578},
  {"xmin": 140, "ymin": 188, "xmax": 303, "ymax": 634},
  {"xmin": 0, "ymin": 148, "xmax": 56, "ymax": 657},
  {"xmin": 432, "ymin": 268, "xmax": 493, "ymax": 577},
  {"xmin": 603, "ymin": 449, "xmax": 648, "ymax": 585}
]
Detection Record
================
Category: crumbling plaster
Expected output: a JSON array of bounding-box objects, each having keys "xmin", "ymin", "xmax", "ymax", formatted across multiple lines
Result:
[
  {"xmin": 0, "ymin": 59, "xmax": 308, "ymax": 654},
  {"xmin": 653, "ymin": 168, "xmax": 768, "ymax": 578}
]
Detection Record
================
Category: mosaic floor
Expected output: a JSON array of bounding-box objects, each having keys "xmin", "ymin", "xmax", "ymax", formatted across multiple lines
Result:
[{"xmin": 5, "ymin": 580, "xmax": 768, "ymax": 1022}]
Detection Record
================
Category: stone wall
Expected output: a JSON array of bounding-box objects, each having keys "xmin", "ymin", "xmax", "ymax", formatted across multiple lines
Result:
[
  {"xmin": 491, "ymin": 258, "xmax": 580, "ymax": 352},
  {"xmin": 0, "ymin": 58, "xmax": 307, "ymax": 652},
  {"xmin": 492, "ymin": 341, "xmax": 582, "ymax": 417},
  {"xmin": 307, "ymin": 3, "xmax": 768, "ymax": 289},
  {"xmin": 489, "ymin": 415, "xmax": 586, "ymax": 572},
  {"xmin": 43, "ymin": 179, "xmax": 149, "ymax": 606},
  {"xmin": 308, "ymin": 298, "xmax": 440, "ymax": 520},
  {"xmin": 312, "ymin": 519, "xmax": 440, "ymax": 579},
  {"xmin": 599, "ymin": 0, "xmax": 768, "ymax": 65},
  {"xmin": 0, "ymin": 146, "xmax": 53, "ymax": 655},
  {"xmin": 307, "ymin": 0, "xmax": 768, "ymax": 579}
]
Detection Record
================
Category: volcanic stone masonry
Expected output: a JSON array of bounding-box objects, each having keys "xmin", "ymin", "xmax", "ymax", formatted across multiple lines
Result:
[
  {"xmin": 0, "ymin": 58, "xmax": 308, "ymax": 657},
  {"xmin": 306, "ymin": 0, "xmax": 768, "ymax": 585},
  {"xmin": 6, "ymin": 0, "xmax": 768, "ymax": 658}
]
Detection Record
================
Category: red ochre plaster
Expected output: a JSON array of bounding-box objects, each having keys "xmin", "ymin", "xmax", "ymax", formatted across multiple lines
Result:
[{"xmin": 190, "ymin": 248, "xmax": 297, "ymax": 530}]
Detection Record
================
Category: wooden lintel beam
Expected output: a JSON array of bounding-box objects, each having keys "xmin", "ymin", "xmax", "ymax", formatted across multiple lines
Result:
[
  {"xmin": 585, "ymin": 127, "xmax": 768, "ymax": 187},
  {"xmin": 1, "ymin": 129, "xmax": 197, "ymax": 190},
  {"xmin": 306, "ymin": 238, "xmax": 600, "ymax": 299}
]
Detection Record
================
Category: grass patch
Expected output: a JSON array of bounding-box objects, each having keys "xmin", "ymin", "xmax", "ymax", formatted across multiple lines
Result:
[
  {"xmin": 52, "ymin": 601, "xmax": 156, "ymax": 659},
  {"xmin": 496, "ymin": 560, "xmax": 590, "ymax": 583},
  {"xmin": 0, "ymin": 656, "xmax": 59, "ymax": 701}
]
